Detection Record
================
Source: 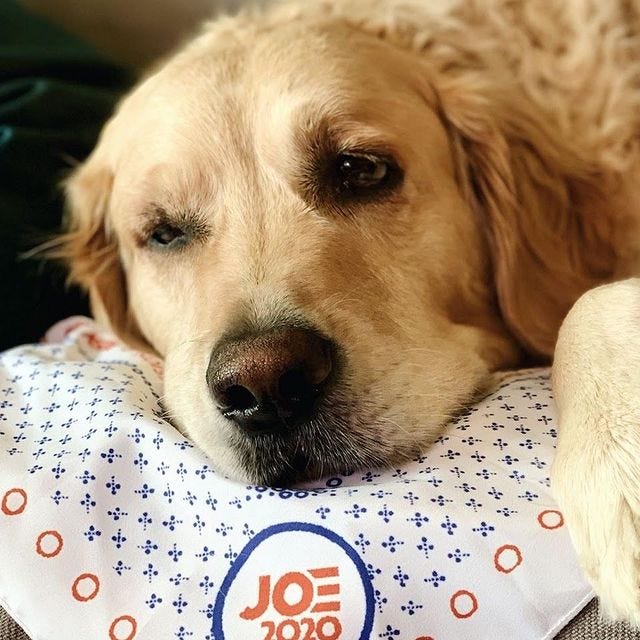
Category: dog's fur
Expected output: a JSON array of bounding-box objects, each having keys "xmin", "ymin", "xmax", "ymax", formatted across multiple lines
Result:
[{"xmin": 56, "ymin": 0, "xmax": 640, "ymax": 622}]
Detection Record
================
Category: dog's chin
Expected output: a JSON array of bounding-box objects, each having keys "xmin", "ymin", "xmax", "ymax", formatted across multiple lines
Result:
[
  {"xmin": 231, "ymin": 431, "xmax": 382, "ymax": 487},
  {"xmin": 225, "ymin": 394, "xmax": 420, "ymax": 487},
  {"xmin": 231, "ymin": 427, "xmax": 390, "ymax": 487}
]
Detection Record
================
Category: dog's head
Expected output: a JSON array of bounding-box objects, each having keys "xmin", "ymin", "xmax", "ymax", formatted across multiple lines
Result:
[{"xmin": 58, "ymin": 2, "xmax": 614, "ymax": 484}]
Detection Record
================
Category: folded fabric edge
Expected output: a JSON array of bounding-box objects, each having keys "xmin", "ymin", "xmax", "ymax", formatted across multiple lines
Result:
[
  {"xmin": 542, "ymin": 590, "xmax": 595, "ymax": 640},
  {"xmin": 0, "ymin": 593, "xmax": 39, "ymax": 640}
]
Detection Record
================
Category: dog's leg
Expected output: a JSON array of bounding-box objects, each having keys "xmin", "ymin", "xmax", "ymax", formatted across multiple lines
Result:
[{"xmin": 552, "ymin": 279, "xmax": 640, "ymax": 625}]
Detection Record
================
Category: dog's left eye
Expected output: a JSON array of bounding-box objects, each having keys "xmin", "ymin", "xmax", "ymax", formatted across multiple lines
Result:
[
  {"xmin": 147, "ymin": 222, "xmax": 187, "ymax": 249},
  {"xmin": 335, "ymin": 153, "xmax": 400, "ymax": 196}
]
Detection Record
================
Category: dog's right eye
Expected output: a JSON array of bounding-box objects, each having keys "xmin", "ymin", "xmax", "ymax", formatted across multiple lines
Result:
[{"xmin": 147, "ymin": 223, "xmax": 187, "ymax": 249}]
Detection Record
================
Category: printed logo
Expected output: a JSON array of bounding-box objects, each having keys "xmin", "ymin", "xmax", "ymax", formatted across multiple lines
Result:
[{"xmin": 212, "ymin": 522, "xmax": 374, "ymax": 639}]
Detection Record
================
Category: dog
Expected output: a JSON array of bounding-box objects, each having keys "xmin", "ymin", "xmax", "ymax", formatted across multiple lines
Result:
[{"xmin": 55, "ymin": 0, "xmax": 640, "ymax": 623}]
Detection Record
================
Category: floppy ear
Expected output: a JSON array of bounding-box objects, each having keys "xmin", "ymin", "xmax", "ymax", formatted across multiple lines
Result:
[
  {"xmin": 57, "ymin": 157, "xmax": 147, "ymax": 348},
  {"xmin": 438, "ymin": 78, "xmax": 617, "ymax": 357}
]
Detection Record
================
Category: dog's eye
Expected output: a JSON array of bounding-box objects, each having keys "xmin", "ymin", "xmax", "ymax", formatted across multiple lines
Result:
[
  {"xmin": 335, "ymin": 153, "xmax": 401, "ymax": 197},
  {"xmin": 148, "ymin": 222, "xmax": 186, "ymax": 248}
]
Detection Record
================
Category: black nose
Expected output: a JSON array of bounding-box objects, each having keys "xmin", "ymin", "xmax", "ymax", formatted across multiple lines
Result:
[{"xmin": 206, "ymin": 327, "xmax": 335, "ymax": 435}]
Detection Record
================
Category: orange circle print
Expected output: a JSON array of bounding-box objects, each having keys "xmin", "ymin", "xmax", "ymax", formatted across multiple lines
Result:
[
  {"xmin": 1, "ymin": 488, "xmax": 27, "ymax": 515},
  {"xmin": 36, "ymin": 530, "xmax": 64, "ymax": 558},
  {"xmin": 450, "ymin": 590, "xmax": 479, "ymax": 619},
  {"xmin": 109, "ymin": 615, "xmax": 138, "ymax": 640},
  {"xmin": 494, "ymin": 544, "xmax": 523, "ymax": 574},
  {"xmin": 72, "ymin": 573, "xmax": 100, "ymax": 602},
  {"xmin": 537, "ymin": 509, "xmax": 564, "ymax": 530}
]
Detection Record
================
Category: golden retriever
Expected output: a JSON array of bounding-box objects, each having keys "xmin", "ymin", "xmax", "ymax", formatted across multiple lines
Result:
[{"xmin": 56, "ymin": 0, "xmax": 640, "ymax": 623}]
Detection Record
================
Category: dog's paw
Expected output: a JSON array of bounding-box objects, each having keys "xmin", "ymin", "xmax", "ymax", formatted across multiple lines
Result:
[
  {"xmin": 552, "ymin": 430, "xmax": 640, "ymax": 626},
  {"xmin": 552, "ymin": 280, "xmax": 640, "ymax": 626}
]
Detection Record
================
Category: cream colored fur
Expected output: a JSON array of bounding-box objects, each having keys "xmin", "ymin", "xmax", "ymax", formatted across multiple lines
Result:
[
  {"xmin": 553, "ymin": 280, "xmax": 640, "ymax": 625},
  {"xmin": 57, "ymin": 0, "xmax": 640, "ymax": 623}
]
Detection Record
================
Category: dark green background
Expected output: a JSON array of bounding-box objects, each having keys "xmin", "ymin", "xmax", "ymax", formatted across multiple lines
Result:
[{"xmin": 0, "ymin": 0, "xmax": 132, "ymax": 349}]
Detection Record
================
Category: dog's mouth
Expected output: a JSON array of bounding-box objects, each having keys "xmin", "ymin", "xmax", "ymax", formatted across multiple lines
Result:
[
  {"xmin": 227, "ymin": 391, "xmax": 412, "ymax": 486},
  {"xmin": 225, "ymin": 392, "xmax": 419, "ymax": 487},
  {"xmin": 232, "ymin": 424, "xmax": 388, "ymax": 487}
]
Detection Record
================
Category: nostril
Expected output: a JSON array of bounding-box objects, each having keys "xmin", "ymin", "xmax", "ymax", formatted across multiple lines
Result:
[
  {"xmin": 279, "ymin": 368, "xmax": 316, "ymax": 403},
  {"xmin": 220, "ymin": 385, "xmax": 258, "ymax": 413},
  {"xmin": 307, "ymin": 339, "xmax": 333, "ymax": 387}
]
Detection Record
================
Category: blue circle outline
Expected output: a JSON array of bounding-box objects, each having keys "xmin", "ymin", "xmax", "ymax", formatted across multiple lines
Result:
[{"xmin": 211, "ymin": 521, "xmax": 375, "ymax": 639}]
